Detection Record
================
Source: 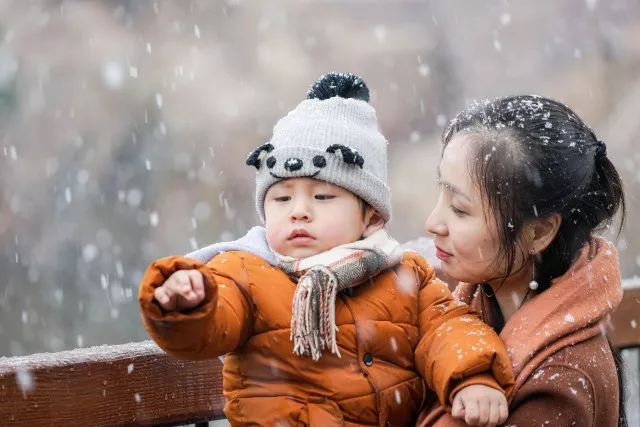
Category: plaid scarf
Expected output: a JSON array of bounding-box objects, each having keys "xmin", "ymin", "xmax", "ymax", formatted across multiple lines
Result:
[{"xmin": 276, "ymin": 229, "xmax": 404, "ymax": 361}]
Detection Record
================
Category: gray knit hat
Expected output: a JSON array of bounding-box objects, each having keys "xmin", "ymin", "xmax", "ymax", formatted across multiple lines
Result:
[{"xmin": 246, "ymin": 72, "xmax": 391, "ymax": 223}]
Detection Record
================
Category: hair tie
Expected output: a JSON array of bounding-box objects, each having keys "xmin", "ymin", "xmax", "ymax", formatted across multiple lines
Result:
[{"xmin": 595, "ymin": 140, "xmax": 607, "ymax": 159}]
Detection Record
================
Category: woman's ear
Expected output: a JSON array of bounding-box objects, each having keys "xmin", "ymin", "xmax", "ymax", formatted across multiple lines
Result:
[
  {"xmin": 527, "ymin": 213, "xmax": 562, "ymax": 255},
  {"xmin": 362, "ymin": 209, "xmax": 385, "ymax": 238}
]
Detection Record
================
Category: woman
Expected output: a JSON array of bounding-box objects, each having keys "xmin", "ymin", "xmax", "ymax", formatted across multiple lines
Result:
[
  {"xmin": 183, "ymin": 95, "xmax": 628, "ymax": 426},
  {"xmin": 419, "ymin": 95, "xmax": 627, "ymax": 426}
]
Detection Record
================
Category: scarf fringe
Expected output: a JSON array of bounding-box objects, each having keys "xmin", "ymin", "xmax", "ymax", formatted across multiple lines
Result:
[{"xmin": 290, "ymin": 267, "xmax": 341, "ymax": 360}]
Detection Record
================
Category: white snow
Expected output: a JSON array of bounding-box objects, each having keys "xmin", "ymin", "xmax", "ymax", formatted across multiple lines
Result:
[
  {"xmin": 15, "ymin": 369, "xmax": 34, "ymax": 398},
  {"xmin": 149, "ymin": 211, "xmax": 159, "ymax": 227},
  {"xmin": 82, "ymin": 244, "xmax": 98, "ymax": 262},
  {"xmin": 101, "ymin": 61, "xmax": 124, "ymax": 89}
]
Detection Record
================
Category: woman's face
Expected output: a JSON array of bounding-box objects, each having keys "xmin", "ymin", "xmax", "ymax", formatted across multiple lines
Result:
[{"xmin": 425, "ymin": 134, "xmax": 510, "ymax": 284}]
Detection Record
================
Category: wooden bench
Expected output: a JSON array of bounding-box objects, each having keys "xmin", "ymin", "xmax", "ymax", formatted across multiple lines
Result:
[{"xmin": 1, "ymin": 286, "xmax": 638, "ymax": 427}]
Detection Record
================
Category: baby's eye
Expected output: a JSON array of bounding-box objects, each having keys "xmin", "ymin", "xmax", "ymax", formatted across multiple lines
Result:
[
  {"xmin": 315, "ymin": 195, "xmax": 335, "ymax": 200},
  {"xmin": 274, "ymin": 196, "xmax": 290, "ymax": 202}
]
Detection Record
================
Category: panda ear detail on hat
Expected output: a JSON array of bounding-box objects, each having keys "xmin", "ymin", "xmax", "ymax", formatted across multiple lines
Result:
[
  {"xmin": 326, "ymin": 144, "xmax": 365, "ymax": 168},
  {"xmin": 245, "ymin": 143, "xmax": 274, "ymax": 169}
]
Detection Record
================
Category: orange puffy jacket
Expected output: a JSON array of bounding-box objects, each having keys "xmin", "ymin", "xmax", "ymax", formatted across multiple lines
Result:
[{"xmin": 139, "ymin": 251, "xmax": 514, "ymax": 426}]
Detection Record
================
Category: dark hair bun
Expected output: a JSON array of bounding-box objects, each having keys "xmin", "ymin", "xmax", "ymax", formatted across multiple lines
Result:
[{"xmin": 307, "ymin": 72, "xmax": 370, "ymax": 102}]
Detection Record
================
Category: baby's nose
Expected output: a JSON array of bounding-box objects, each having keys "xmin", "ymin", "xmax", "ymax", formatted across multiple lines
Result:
[{"xmin": 284, "ymin": 158, "xmax": 303, "ymax": 171}]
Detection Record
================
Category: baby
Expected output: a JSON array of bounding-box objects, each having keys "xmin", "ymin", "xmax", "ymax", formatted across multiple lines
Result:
[{"xmin": 139, "ymin": 72, "xmax": 514, "ymax": 426}]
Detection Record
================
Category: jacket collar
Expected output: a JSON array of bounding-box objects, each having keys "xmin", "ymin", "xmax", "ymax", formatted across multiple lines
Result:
[{"xmin": 455, "ymin": 237, "xmax": 623, "ymax": 376}]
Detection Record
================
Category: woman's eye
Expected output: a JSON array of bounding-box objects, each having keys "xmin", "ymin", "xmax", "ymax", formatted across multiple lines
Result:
[
  {"xmin": 315, "ymin": 195, "xmax": 335, "ymax": 200},
  {"xmin": 275, "ymin": 196, "xmax": 290, "ymax": 202},
  {"xmin": 451, "ymin": 205, "xmax": 466, "ymax": 216}
]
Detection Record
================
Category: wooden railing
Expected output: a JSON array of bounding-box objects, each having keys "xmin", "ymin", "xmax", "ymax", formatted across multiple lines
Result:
[
  {"xmin": 610, "ymin": 283, "xmax": 640, "ymax": 349},
  {"xmin": 0, "ymin": 341, "xmax": 225, "ymax": 426},
  {"xmin": 1, "ymin": 286, "xmax": 638, "ymax": 427}
]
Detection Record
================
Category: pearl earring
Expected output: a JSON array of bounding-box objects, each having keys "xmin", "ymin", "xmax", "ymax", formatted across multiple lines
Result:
[{"xmin": 529, "ymin": 253, "xmax": 539, "ymax": 291}]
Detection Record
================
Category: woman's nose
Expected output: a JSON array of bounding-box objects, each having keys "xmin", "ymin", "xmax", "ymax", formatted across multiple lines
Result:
[{"xmin": 425, "ymin": 210, "xmax": 447, "ymax": 236}]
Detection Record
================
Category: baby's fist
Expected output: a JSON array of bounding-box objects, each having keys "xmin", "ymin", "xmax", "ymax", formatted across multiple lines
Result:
[
  {"xmin": 451, "ymin": 384, "xmax": 508, "ymax": 427},
  {"xmin": 154, "ymin": 269, "xmax": 205, "ymax": 312}
]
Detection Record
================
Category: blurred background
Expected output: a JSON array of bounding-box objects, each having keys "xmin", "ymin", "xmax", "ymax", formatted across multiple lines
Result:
[
  {"xmin": 1, "ymin": 0, "xmax": 639, "ymax": 401},
  {"xmin": 1, "ymin": 0, "xmax": 639, "ymax": 423}
]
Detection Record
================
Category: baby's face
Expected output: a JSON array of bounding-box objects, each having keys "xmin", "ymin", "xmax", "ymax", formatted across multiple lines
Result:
[{"xmin": 264, "ymin": 178, "xmax": 369, "ymax": 258}]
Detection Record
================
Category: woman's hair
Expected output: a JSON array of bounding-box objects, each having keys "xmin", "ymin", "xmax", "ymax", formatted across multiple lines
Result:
[
  {"xmin": 443, "ymin": 95, "xmax": 625, "ymax": 290},
  {"xmin": 444, "ymin": 95, "xmax": 627, "ymax": 426}
]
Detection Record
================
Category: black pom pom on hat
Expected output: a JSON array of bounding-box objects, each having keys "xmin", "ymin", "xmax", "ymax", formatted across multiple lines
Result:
[{"xmin": 307, "ymin": 72, "xmax": 370, "ymax": 103}]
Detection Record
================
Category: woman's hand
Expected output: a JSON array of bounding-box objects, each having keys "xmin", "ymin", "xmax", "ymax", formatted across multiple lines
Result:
[{"xmin": 451, "ymin": 384, "xmax": 508, "ymax": 426}]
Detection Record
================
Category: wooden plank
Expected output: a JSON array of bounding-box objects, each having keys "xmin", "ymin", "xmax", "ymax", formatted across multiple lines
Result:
[
  {"xmin": 610, "ymin": 287, "xmax": 640, "ymax": 349},
  {"xmin": 0, "ymin": 341, "xmax": 225, "ymax": 426}
]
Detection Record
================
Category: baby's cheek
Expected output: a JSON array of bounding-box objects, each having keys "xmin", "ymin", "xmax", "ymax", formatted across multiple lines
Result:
[
  {"xmin": 322, "ymin": 227, "xmax": 357, "ymax": 249},
  {"xmin": 265, "ymin": 227, "xmax": 286, "ymax": 253}
]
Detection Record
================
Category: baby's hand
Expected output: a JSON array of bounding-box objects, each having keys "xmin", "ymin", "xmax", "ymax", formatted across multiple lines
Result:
[
  {"xmin": 451, "ymin": 384, "xmax": 508, "ymax": 426},
  {"xmin": 154, "ymin": 270, "xmax": 205, "ymax": 312}
]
